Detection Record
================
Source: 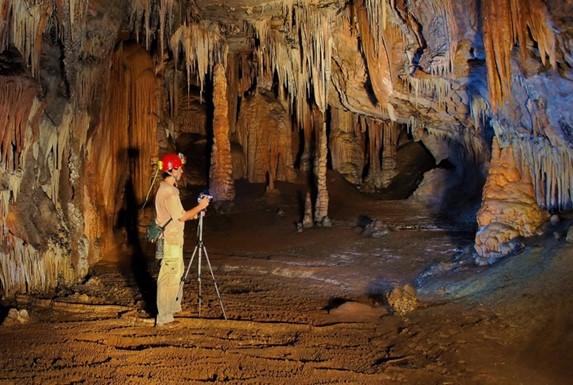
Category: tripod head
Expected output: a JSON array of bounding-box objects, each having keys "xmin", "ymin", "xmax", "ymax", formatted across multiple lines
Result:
[{"xmin": 197, "ymin": 192, "xmax": 214, "ymax": 203}]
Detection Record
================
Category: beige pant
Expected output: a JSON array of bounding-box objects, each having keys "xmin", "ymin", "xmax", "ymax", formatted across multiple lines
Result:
[{"xmin": 156, "ymin": 243, "xmax": 184, "ymax": 325}]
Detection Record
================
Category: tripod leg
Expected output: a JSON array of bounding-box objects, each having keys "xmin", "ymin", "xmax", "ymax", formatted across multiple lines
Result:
[
  {"xmin": 197, "ymin": 244, "xmax": 203, "ymax": 317},
  {"xmin": 177, "ymin": 245, "xmax": 199, "ymax": 303},
  {"xmin": 202, "ymin": 245, "xmax": 227, "ymax": 320}
]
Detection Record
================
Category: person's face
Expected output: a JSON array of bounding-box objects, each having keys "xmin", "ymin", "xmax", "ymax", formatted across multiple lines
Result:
[{"xmin": 173, "ymin": 166, "xmax": 183, "ymax": 181}]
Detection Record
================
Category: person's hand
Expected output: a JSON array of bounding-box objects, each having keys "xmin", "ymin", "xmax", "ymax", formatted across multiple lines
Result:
[{"xmin": 198, "ymin": 197, "xmax": 210, "ymax": 211}]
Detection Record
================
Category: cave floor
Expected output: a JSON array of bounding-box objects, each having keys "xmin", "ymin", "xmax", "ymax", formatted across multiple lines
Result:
[{"xmin": 1, "ymin": 175, "xmax": 572, "ymax": 385}]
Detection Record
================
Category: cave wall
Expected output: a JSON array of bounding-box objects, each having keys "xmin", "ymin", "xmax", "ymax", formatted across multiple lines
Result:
[{"xmin": 1, "ymin": 0, "xmax": 572, "ymax": 295}]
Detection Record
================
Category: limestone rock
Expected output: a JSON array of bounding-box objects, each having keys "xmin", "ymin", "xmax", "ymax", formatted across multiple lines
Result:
[
  {"xmin": 387, "ymin": 284, "xmax": 418, "ymax": 316},
  {"xmin": 2, "ymin": 308, "xmax": 30, "ymax": 326}
]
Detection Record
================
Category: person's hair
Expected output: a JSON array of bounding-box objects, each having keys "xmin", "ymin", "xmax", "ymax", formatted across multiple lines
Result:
[{"xmin": 162, "ymin": 167, "xmax": 180, "ymax": 179}]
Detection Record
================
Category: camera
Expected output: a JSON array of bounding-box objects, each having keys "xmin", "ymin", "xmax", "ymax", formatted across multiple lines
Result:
[{"xmin": 198, "ymin": 192, "xmax": 214, "ymax": 203}]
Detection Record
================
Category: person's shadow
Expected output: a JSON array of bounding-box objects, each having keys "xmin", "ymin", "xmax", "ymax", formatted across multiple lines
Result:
[{"xmin": 117, "ymin": 178, "xmax": 157, "ymax": 317}]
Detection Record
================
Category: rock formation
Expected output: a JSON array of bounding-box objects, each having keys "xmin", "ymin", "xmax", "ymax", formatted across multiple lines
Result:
[
  {"xmin": 1, "ymin": 0, "xmax": 572, "ymax": 296},
  {"xmin": 474, "ymin": 138, "xmax": 550, "ymax": 265}
]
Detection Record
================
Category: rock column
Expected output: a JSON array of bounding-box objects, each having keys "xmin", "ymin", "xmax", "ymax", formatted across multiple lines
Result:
[{"xmin": 209, "ymin": 63, "xmax": 235, "ymax": 201}]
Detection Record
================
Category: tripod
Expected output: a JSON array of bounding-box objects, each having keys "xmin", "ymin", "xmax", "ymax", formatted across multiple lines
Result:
[{"xmin": 178, "ymin": 210, "xmax": 227, "ymax": 320}]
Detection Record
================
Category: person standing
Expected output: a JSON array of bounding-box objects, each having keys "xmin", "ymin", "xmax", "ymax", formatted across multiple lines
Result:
[{"xmin": 154, "ymin": 153, "xmax": 210, "ymax": 327}]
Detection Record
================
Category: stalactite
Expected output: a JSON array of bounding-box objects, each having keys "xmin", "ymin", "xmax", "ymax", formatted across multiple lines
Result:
[
  {"xmin": 482, "ymin": 0, "xmax": 557, "ymax": 110},
  {"xmin": 329, "ymin": 108, "xmax": 365, "ymax": 186},
  {"xmin": 507, "ymin": 73, "xmax": 573, "ymax": 209},
  {"xmin": 38, "ymin": 104, "xmax": 72, "ymax": 210},
  {"xmin": 0, "ymin": 0, "xmax": 10, "ymax": 52},
  {"xmin": 76, "ymin": 65, "xmax": 102, "ymax": 110},
  {"xmin": 92, "ymin": 46, "xmax": 131, "ymax": 228},
  {"xmin": 130, "ymin": 0, "xmax": 152, "ymax": 50},
  {"xmin": 234, "ymin": 89, "xmax": 296, "ymax": 185},
  {"xmin": 386, "ymin": 0, "xmax": 424, "ymax": 72},
  {"xmin": 356, "ymin": 0, "xmax": 393, "ymax": 107},
  {"xmin": 0, "ymin": 238, "xmax": 76, "ymax": 296},
  {"xmin": 515, "ymin": 137, "xmax": 573, "ymax": 211},
  {"xmin": 8, "ymin": 0, "xmax": 52, "ymax": 78},
  {"xmin": 296, "ymin": 4, "xmax": 332, "ymax": 113},
  {"xmin": 209, "ymin": 63, "xmax": 235, "ymax": 201},
  {"xmin": 0, "ymin": 95, "xmax": 83, "ymax": 296},
  {"xmin": 1, "ymin": 98, "xmax": 43, "ymax": 257},
  {"xmin": 407, "ymin": 71, "xmax": 452, "ymax": 109},
  {"xmin": 407, "ymin": 115, "xmax": 418, "ymax": 136},
  {"xmin": 361, "ymin": 118, "xmax": 400, "ymax": 192},
  {"xmin": 125, "ymin": 46, "xmax": 159, "ymax": 204},
  {"xmin": 0, "ymin": 76, "xmax": 39, "ymax": 172},
  {"xmin": 470, "ymin": 96, "xmax": 491, "ymax": 130},
  {"xmin": 165, "ymin": 67, "xmax": 186, "ymax": 121},
  {"xmin": 158, "ymin": 0, "xmax": 171, "ymax": 66},
  {"xmin": 251, "ymin": 2, "xmax": 332, "ymax": 130},
  {"xmin": 510, "ymin": 0, "xmax": 556, "ymax": 69},
  {"xmin": 364, "ymin": 0, "xmax": 387, "ymax": 46},
  {"xmin": 226, "ymin": 55, "xmax": 239, "ymax": 136},
  {"xmin": 51, "ymin": 0, "xmax": 90, "ymax": 100},
  {"xmin": 169, "ymin": 21, "xmax": 225, "ymax": 100},
  {"xmin": 364, "ymin": 119, "xmax": 383, "ymax": 189},
  {"xmin": 427, "ymin": 0, "xmax": 457, "ymax": 76}
]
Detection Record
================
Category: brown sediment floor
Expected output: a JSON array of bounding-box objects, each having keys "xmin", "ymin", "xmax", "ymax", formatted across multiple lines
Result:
[{"xmin": 1, "ymin": 176, "xmax": 572, "ymax": 385}]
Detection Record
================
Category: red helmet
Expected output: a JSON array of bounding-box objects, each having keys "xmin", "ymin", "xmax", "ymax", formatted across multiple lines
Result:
[{"xmin": 160, "ymin": 153, "xmax": 186, "ymax": 171}]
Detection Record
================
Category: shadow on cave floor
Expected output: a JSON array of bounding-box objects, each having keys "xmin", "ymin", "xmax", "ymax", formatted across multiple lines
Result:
[{"xmin": 112, "ymin": 179, "xmax": 157, "ymax": 316}]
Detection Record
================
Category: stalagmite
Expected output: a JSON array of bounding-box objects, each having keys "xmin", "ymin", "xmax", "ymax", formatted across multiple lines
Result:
[
  {"xmin": 209, "ymin": 63, "xmax": 235, "ymax": 201},
  {"xmin": 313, "ymin": 107, "xmax": 330, "ymax": 226},
  {"xmin": 303, "ymin": 192, "xmax": 313, "ymax": 229},
  {"xmin": 474, "ymin": 138, "xmax": 549, "ymax": 265},
  {"xmin": 381, "ymin": 121, "xmax": 399, "ymax": 188},
  {"xmin": 299, "ymin": 113, "xmax": 314, "ymax": 173}
]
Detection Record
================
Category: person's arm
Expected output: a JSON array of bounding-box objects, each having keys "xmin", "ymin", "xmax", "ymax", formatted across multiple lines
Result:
[{"xmin": 178, "ymin": 197, "xmax": 210, "ymax": 222}]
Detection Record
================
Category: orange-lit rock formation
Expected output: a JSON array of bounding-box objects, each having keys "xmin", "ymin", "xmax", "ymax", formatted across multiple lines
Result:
[{"xmin": 474, "ymin": 138, "xmax": 549, "ymax": 265}]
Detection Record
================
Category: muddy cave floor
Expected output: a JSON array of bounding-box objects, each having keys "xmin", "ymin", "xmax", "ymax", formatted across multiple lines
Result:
[{"xmin": 1, "ymin": 174, "xmax": 573, "ymax": 385}]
